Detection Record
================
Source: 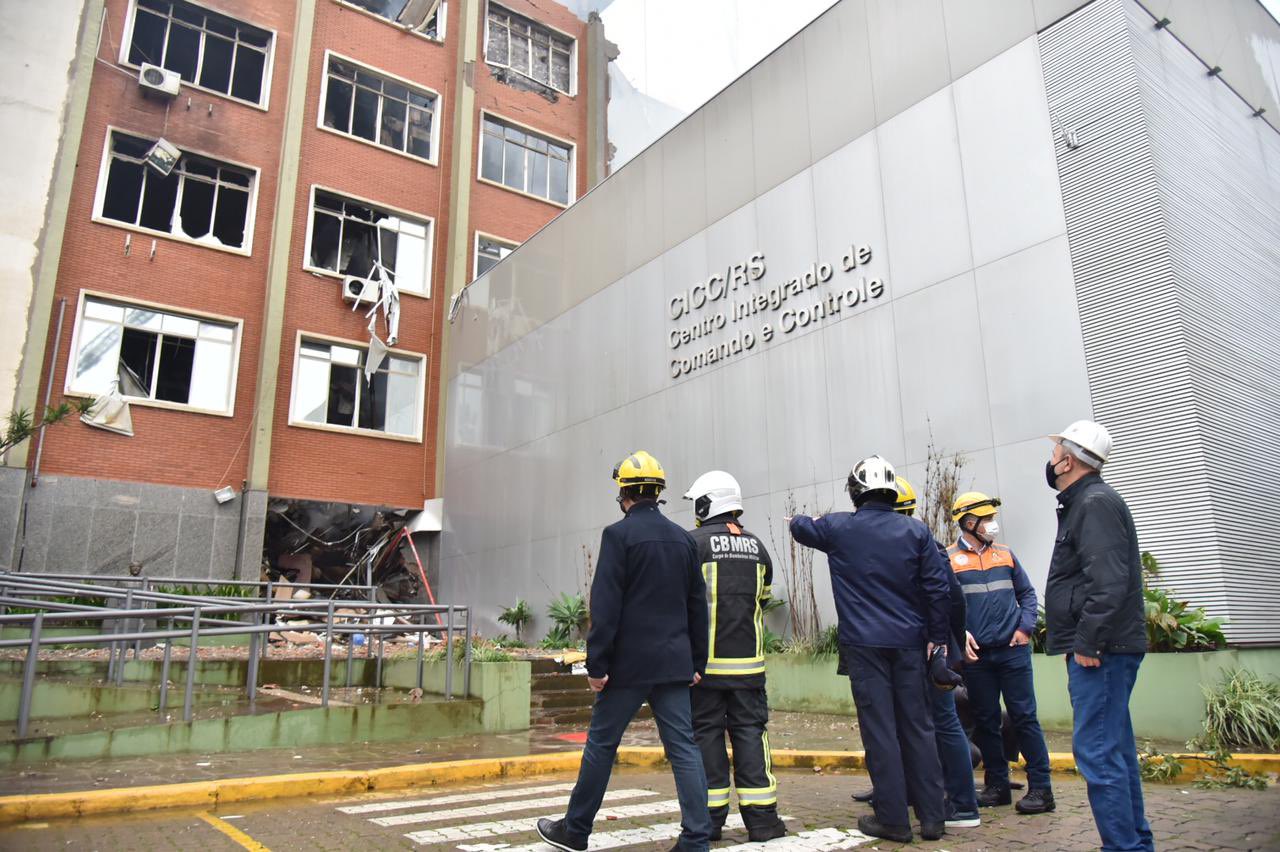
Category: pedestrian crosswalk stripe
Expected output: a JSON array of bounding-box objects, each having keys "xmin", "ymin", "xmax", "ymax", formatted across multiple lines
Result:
[
  {"xmin": 719, "ymin": 827, "xmax": 871, "ymax": 851},
  {"xmin": 453, "ymin": 815, "xmax": 751, "ymax": 852},
  {"xmin": 371, "ymin": 789, "xmax": 659, "ymax": 827},
  {"xmin": 339, "ymin": 783, "xmax": 578, "ymax": 814},
  {"xmin": 405, "ymin": 800, "xmax": 691, "ymax": 846}
]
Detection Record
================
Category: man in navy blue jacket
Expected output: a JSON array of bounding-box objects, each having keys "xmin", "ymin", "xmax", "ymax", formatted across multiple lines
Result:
[
  {"xmin": 790, "ymin": 455, "xmax": 951, "ymax": 844},
  {"xmin": 537, "ymin": 451, "xmax": 711, "ymax": 852}
]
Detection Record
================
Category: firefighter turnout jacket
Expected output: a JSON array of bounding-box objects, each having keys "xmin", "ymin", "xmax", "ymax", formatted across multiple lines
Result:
[{"xmin": 689, "ymin": 513, "xmax": 773, "ymax": 688}]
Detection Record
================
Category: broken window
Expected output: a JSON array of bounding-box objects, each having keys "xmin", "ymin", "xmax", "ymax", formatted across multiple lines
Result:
[
  {"xmin": 474, "ymin": 234, "xmax": 517, "ymax": 278},
  {"xmin": 344, "ymin": 0, "xmax": 446, "ymax": 40},
  {"xmin": 307, "ymin": 190, "xmax": 431, "ymax": 295},
  {"xmin": 323, "ymin": 56, "xmax": 438, "ymax": 161},
  {"xmin": 479, "ymin": 116, "xmax": 572, "ymax": 204},
  {"xmin": 69, "ymin": 296, "xmax": 239, "ymax": 412},
  {"xmin": 98, "ymin": 130, "xmax": 256, "ymax": 250},
  {"xmin": 485, "ymin": 4, "xmax": 573, "ymax": 93},
  {"xmin": 126, "ymin": 0, "xmax": 272, "ymax": 105},
  {"xmin": 293, "ymin": 339, "xmax": 422, "ymax": 437}
]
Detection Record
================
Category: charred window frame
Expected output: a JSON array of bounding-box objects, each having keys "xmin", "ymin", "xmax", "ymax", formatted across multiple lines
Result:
[
  {"xmin": 291, "ymin": 337, "xmax": 424, "ymax": 439},
  {"xmin": 122, "ymin": 0, "xmax": 274, "ymax": 108},
  {"xmin": 305, "ymin": 189, "xmax": 433, "ymax": 296},
  {"xmin": 321, "ymin": 54, "xmax": 440, "ymax": 163},
  {"xmin": 484, "ymin": 4, "xmax": 574, "ymax": 94},
  {"xmin": 473, "ymin": 233, "xmax": 517, "ymax": 278},
  {"xmin": 478, "ymin": 114, "xmax": 573, "ymax": 205},
  {"xmin": 94, "ymin": 129, "xmax": 257, "ymax": 254},
  {"xmin": 338, "ymin": 0, "xmax": 447, "ymax": 41},
  {"xmin": 67, "ymin": 295, "xmax": 240, "ymax": 415}
]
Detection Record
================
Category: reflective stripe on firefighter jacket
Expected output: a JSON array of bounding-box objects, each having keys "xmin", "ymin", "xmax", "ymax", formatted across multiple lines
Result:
[{"xmin": 689, "ymin": 516, "xmax": 773, "ymax": 687}]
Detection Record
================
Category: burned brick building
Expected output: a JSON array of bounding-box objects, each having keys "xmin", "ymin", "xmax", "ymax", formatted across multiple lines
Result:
[{"xmin": 2, "ymin": 0, "xmax": 613, "ymax": 593}]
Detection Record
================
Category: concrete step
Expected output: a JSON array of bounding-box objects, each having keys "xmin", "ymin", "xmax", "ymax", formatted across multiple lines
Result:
[
  {"xmin": 530, "ymin": 689, "xmax": 594, "ymax": 710},
  {"xmin": 531, "ymin": 672, "xmax": 588, "ymax": 692},
  {"xmin": 531, "ymin": 703, "xmax": 651, "ymax": 727}
]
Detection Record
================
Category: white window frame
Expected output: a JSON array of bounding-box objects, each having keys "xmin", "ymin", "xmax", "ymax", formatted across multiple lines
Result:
[
  {"xmin": 118, "ymin": 0, "xmax": 277, "ymax": 111},
  {"xmin": 333, "ymin": 0, "xmax": 448, "ymax": 43},
  {"xmin": 63, "ymin": 290, "xmax": 243, "ymax": 417},
  {"xmin": 302, "ymin": 185, "xmax": 435, "ymax": 298},
  {"xmin": 482, "ymin": 2, "xmax": 576, "ymax": 96},
  {"xmin": 476, "ymin": 110, "xmax": 576, "ymax": 207},
  {"xmin": 287, "ymin": 331, "xmax": 426, "ymax": 442},
  {"xmin": 91, "ymin": 126, "xmax": 261, "ymax": 257},
  {"xmin": 472, "ymin": 230, "xmax": 519, "ymax": 279},
  {"xmin": 317, "ymin": 50, "xmax": 443, "ymax": 166}
]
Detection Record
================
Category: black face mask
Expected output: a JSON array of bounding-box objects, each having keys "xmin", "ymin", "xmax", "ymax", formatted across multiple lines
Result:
[{"xmin": 1045, "ymin": 459, "xmax": 1064, "ymax": 489}]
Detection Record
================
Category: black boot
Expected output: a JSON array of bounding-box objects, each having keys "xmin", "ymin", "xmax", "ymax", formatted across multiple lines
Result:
[
  {"xmin": 920, "ymin": 821, "xmax": 946, "ymax": 841},
  {"xmin": 856, "ymin": 815, "xmax": 912, "ymax": 843},
  {"xmin": 748, "ymin": 821, "xmax": 787, "ymax": 843},
  {"xmin": 536, "ymin": 818, "xmax": 587, "ymax": 852},
  {"xmin": 977, "ymin": 783, "xmax": 1012, "ymax": 807},
  {"xmin": 1015, "ymin": 788, "xmax": 1056, "ymax": 814},
  {"xmin": 850, "ymin": 787, "xmax": 875, "ymax": 803}
]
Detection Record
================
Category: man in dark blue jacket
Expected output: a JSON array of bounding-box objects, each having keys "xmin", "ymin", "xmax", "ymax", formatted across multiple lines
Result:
[
  {"xmin": 537, "ymin": 451, "xmax": 711, "ymax": 852},
  {"xmin": 790, "ymin": 455, "xmax": 951, "ymax": 844}
]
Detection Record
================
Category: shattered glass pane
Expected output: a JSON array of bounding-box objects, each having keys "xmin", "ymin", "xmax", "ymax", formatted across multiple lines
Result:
[
  {"xmin": 379, "ymin": 225, "xmax": 399, "ymax": 283},
  {"xmin": 231, "ymin": 45, "xmax": 265, "ymax": 103},
  {"xmin": 102, "ymin": 159, "xmax": 144, "ymax": 224},
  {"xmin": 486, "ymin": 21, "xmax": 508, "ymax": 64},
  {"xmin": 341, "ymin": 219, "xmax": 378, "ymax": 278},
  {"xmin": 128, "ymin": 9, "xmax": 167, "ymax": 67},
  {"xmin": 353, "ymin": 86, "xmax": 379, "ymax": 142},
  {"xmin": 510, "ymin": 34, "xmax": 529, "ymax": 75},
  {"xmin": 212, "ymin": 185, "xmax": 249, "ymax": 248},
  {"xmin": 139, "ymin": 170, "xmax": 179, "ymax": 232},
  {"xmin": 407, "ymin": 106, "xmax": 432, "ymax": 159},
  {"xmin": 73, "ymin": 319, "xmax": 123, "ymax": 394},
  {"xmin": 199, "ymin": 34, "xmax": 234, "ymax": 93},
  {"xmin": 326, "ymin": 364, "xmax": 358, "ymax": 427},
  {"xmin": 359, "ymin": 370, "xmax": 387, "ymax": 431},
  {"xmin": 532, "ymin": 41, "xmax": 550, "ymax": 85},
  {"xmin": 324, "ymin": 77, "xmax": 353, "ymax": 133},
  {"xmin": 119, "ymin": 328, "xmax": 158, "ymax": 397},
  {"xmin": 163, "ymin": 23, "xmax": 200, "ymax": 82},
  {"xmin": 380, "ymin": 97, "xmax": 407, "ymax": 151},
  {"xmin": 503, "ymin": 143, "xmax": 525, "ymax": 190},
  {"xmin": 155, "ymin": 336, "xmax": 195, "ymax": 403},
  {"xmin": 178, "ymin": 178, "xmax": 214, "ymax": 239},
  {"xmin": 551, "ymin": 50, "xmax": 570, "ymax": 92}
]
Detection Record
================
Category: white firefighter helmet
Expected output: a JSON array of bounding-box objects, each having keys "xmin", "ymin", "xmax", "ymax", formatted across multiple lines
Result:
[
  {"xmin": 683, "ymin": 470, "xmax": 743, "ymax": 521},
  {"xmin": 847, "ymin": 455, "xmax": 898, "ymax": 503},
  {"xmin": 1050, "ymin": 420, "xmax": 1113, "ymax": 466}
]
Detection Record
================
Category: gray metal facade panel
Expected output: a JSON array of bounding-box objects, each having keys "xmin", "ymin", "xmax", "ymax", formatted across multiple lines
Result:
[{"xmin": 1041, "ymin": 0, "xmax": 1280, "ymax": 644}]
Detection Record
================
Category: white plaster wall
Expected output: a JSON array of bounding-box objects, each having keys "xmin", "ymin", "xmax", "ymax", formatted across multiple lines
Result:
[
  {"xmin": 0, "ymin": 0, "xmax": 86, "ymax": 413},
  {"xmin": 443, "ymin": 32, "xmax": 1087, "ymax": 638}
]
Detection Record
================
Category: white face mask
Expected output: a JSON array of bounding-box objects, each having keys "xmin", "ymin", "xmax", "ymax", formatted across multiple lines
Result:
[{"xmin": 983, "ymin": 520, "xmax": 1000, "ymax": 539}]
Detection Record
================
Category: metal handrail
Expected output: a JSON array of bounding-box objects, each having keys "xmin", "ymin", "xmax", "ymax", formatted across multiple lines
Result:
[{"xmin": 2, "ymin": 583, "xmax": 472, "ymax": 740}]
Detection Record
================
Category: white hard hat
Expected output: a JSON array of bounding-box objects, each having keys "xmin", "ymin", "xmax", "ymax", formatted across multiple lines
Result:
[
  {"xmin": 848, "ymin": 455, "xmax": 898, "ymax": 502},
  {"xmin": 1050, "ymin": 420, "xmax": 1112, "ymax": 466},
  {"xmin": 683, "ymin": 470, "xmax": 743, "ymax": 520}
]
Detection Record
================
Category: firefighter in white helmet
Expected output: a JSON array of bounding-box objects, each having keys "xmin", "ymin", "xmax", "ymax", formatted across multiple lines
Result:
[{"xmin": 683, "ymin": 471, "xmax": 786, "ymax": 843}]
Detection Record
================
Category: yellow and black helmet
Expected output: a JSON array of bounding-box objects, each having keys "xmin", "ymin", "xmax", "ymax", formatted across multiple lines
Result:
[
  {"xmin": 951, "ymin": 491, "xmax": 1001, "ymax": 522},
  {"xmin": 894, "ymin": 476, "xmax": 917, "ymax": 515},
  {"xmin": 612, "ymin": 450, "xmax": 666, "ymax": 490}
]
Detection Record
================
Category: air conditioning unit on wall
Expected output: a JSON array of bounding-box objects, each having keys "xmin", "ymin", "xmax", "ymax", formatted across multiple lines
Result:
[
  {"xmin": 342, "ymin": 276, "xmax": 379, "ymax": 304},
  {"xmin": 138, "ymin": 63, "xmax": 181, "ymax": 98}
]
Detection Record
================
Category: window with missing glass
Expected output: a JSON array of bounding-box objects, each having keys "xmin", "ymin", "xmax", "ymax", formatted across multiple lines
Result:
[
  {"xmin": 292, "ymin": 339, "xmax": 422, "ymax": 438},
  {"xmin": 68, "ymin": 296, "xmax": 239, "ymax": 413},
  {"xmin": 322, "ymin": 56, "xmax": 438, "ymax": 161},
  {"xmin": 124, "ymin": 0, "xmax": 273, "ymax": 106},
  {"xmin": 96, "ymin": 130, "xmax": 256, "ymax": 251},
  {"xmin": 479, "ymin": 115, "xmax": 572, "ymax": 204},
  {"xmin": 306, "ymin": 190, "xmax": 432, "ymax": 295},
  {"xmin": 484, "ymin": 4, "xmax": 573, "ymax": 94},
  {"xmin": 474, "ymin": 235, "xmax": 517, "ymax": 277},
  {"xmin": 343, "ymin": 0, "xmax": 445, "ymax": 39}
]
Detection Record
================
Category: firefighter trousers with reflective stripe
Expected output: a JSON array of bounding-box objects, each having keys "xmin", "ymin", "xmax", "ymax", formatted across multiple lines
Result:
[{"xmin": 691, "ymin": 685, "xmax": 783, "ymax": 833}]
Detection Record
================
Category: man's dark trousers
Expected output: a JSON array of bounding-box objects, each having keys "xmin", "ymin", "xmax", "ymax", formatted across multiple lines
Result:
[
  {"xmin": 964, "ymin": 644, "xmax": 1052, "ymax": 789},
  {"xmin": 564, "ymin": 682, "xmax": 710, "ymax": 850},
  {"xmin": 691, "ymin": 685, "xmax": 780, "ymax": 833},
  {"xmin": 842, "ymin": 644, "xmax": 945, "ymax": 829},
  {"xmin": 931, "ymin": 686, "xmax": 978, "ymax": 814},
  {"xmin": 1068, "ymin": 654, "xmax": 1153, "ymax": 852}
]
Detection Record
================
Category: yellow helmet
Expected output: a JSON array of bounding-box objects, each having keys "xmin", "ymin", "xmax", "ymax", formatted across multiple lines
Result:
[
  {"xmin": 894, "ymin": 476, "xmax": 917, "ymax": 515},
  {"xmin": 951, "ymin": 491, "xmax": 1001, "ymax": 522},
  {"xmin": 612, "ymin": 450, "xmax": 666, "ymax": 490}
]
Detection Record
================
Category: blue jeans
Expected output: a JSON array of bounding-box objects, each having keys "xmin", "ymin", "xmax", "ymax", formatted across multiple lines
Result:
[
  {"xmin": 1068, "ymin": 654, "xmax": 1153, "ymax": 852},
  {"xmin": 564, "ymin": 682, "xmax": 710, "ymax": 851},
  {"xmin": 931, "ymin": 687, "xmax": 978, "ymax": 813},
  {"xmin": 965, "ymin": 644, "xmax": 1053, "ymax": 789}
]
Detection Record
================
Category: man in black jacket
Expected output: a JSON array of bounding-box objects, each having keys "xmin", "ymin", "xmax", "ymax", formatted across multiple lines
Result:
[
  {"xmin": 537, "ymin": 451, "xmax": 712, "ymax": 852},
  {"xmin": 683, "ymin": 470, "xmax": 787, "ymax": 843},
  {"xmin": 1044, "ymin": 421, "xmax": 1152, "ymax": 852}
]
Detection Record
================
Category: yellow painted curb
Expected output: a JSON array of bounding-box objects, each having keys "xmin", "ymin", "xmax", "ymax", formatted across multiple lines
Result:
[{"xmin": 1, "ymin": 747, "xmax": 1275, "ymax": 826}]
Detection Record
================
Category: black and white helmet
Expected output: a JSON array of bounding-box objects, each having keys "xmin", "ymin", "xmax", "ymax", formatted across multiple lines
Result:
[{"xmin": 846, "ymin": 455, "xmax": 898, "ymax": 504}]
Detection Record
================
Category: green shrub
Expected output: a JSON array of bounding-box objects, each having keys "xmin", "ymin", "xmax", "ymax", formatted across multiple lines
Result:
[
  {"xmin": 498, "ymin": 599, "xmax": 532, "ymax": 642},
  {"xmin": 761, "ymin": 627, "xmax": 785, "ymax": 654},
  {"xmin": 1198, "ymin": 669, "xmax": 1280, "ymax": 752},
  {"xmin": 1141, "ymin": 553, "xmax": 1226, "ymax": 652},
  {"xmin": 547, "ymin": 592, "xmax": 588, "ymax": 641}
]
